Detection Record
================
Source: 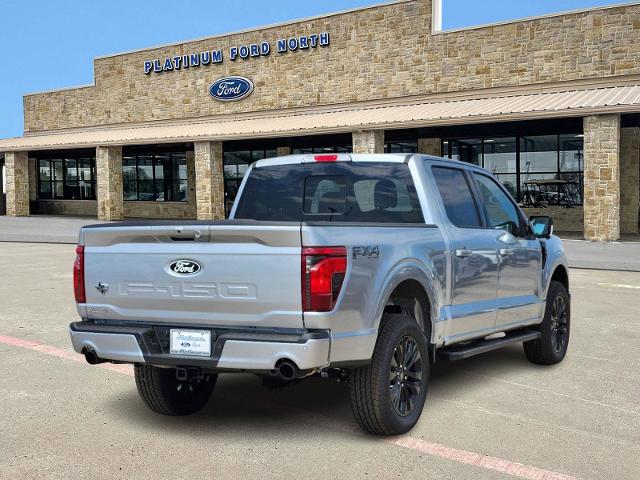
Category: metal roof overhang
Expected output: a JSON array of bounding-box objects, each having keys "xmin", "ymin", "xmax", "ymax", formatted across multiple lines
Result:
[{"xmin": 2, "ymin": 84, "xmax": 640, "ymax": 152}]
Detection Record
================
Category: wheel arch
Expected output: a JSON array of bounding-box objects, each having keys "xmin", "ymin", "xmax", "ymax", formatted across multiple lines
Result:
[
  {"xmin": 550, "ymin": 264, "xmax": 569, "ymax": 292},
  {"xmin": 374, "ymin": 262, "xmax": 440, "ymax": 345}
]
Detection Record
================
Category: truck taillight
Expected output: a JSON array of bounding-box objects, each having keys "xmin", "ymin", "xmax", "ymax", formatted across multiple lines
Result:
[
  {"xmin": 302, "ymin": 247, "xmax": 347, "ymax": 312},
  {"xmin": 73, "ymin": 245, "xmax": 86, "ymax": 303}
]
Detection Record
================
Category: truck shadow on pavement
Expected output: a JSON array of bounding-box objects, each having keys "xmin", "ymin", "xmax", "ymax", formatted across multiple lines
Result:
[{"xmin": 106, "ymin": 344, "xmax": 547, "ymax": 437}]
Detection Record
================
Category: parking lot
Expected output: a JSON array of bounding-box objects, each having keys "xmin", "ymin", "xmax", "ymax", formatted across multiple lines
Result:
[{"xmin": 1, "ymin": 242, "xmax": 638, "ymax": 480}]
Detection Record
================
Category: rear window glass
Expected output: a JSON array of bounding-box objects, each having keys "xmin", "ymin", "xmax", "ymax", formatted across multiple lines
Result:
[{"xmin": 234, "ymin": 162, "xmax": 424, "ymax": 223}]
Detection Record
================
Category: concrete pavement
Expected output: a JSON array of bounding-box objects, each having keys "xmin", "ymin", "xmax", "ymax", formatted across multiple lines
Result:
[
  {"xmin": 0, "ymin": 215, "xmax": 106, "ymax": 243},
  {"xmin": 0, "ymin": 243, "xmax": 639, "ymax": 479}
]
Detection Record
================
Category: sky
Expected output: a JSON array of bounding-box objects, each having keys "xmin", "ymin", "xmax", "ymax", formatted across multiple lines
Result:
[{"xmin": 0, "ymin": 0, "xmax": 626, "ymax": 139}]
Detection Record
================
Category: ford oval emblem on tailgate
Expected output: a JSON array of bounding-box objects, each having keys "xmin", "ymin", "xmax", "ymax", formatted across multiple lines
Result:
[
  {"xmin": 169, "ymin": 260, "xmax": 202, "ymax": 275},
  {"xmin": 209, "ymin": 76, "xmax": 254, "ymax": 102}
]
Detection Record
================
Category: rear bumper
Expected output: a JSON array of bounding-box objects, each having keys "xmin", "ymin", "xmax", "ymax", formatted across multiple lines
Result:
[{"xmin": 69, "ymin": 322, "xmax": 331, "ymax": 371}]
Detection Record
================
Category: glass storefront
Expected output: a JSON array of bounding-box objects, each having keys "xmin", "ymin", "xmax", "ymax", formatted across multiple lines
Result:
[
  {"xmin": 123, "ymin": 151, "xmax": 188, "ymax": 202},
  {"xmin": 384, "ymin": 141, "xmax": 417, "ymax": 153},
  {"xmin": 37, "ymin": 152, "xmax": 96, "ymax": 200},
  {"xmin": 442, "ymin": 133, "xmax": 584, "ymax": 206},
  {"xmin": 292, "ymin": 145, "xmax": 351, "ymax": 154},
  {"xmin": 223, "ymin": 148, "xmax": 278, "ymax": 215}
]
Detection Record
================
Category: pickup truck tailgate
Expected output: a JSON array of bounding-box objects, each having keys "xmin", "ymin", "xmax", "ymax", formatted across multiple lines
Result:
[{"xmin": 80, "ymin": 222, "xmax": 303, "ymax": 328}]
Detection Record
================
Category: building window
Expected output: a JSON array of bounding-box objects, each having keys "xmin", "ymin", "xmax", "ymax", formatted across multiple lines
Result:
[
  {"xmin": 292, "ymin": 145, "xmax": 351, "ymax": 154},
  {"xmin": 38, "ymin": 155, "xmax": 96, "ymax": 200},
  {"xmin": 223, "ymin": 148, "xmax": 277, "ymax": 216},
  {"xmin": 384, "ymin": 141, "xmax": 417, "ymax": 153},
  {"xmin": 123, "ymin": 152, "xmax": 188, "ymax": 202},
  {"xmin": 442, "ymin": 133, "xmax": 584, "ymax": 206}
]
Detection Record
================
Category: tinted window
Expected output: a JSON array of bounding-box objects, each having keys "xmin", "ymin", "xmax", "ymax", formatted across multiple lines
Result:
[
  {"xmin": 234, "ymin": 162, "xmax": 423, "ymax": 223},
  {"xmin": 432, "ymin": 167, "xmax": 481, "ymax": 228},
  {"xmin": 473, "ymin": 173, "xmax": 523, "ymax": 236}
]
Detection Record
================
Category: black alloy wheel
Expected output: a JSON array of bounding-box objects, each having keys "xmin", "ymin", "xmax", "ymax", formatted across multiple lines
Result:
[
  {"xmin": 389, "ymin": 336, "xmax": 423, "ymax": 417},
  {"xmin": 550, "ymin": 295, "xmax": 569, "ymax": 353},
  {"xmin": 524, "ymin": 280, "xmax": 571, "ymax": 365}
]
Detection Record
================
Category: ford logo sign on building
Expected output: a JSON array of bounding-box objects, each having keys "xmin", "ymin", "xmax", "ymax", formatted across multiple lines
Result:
[
  {"xmin": 169, "ymin": 260, "xmax": 202, "ymax": 275},
  {"xmin": 209, "ymin": 76, "xmax": 254, "ymax": 102}
]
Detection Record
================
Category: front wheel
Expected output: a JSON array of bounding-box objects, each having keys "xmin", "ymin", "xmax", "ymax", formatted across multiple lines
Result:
[
  {"xmin": 135, "ymin": 365, "xmax": 217, "ymax": 416},
  {"xmin": 524, "ymin": 280, "xmax": 571, "ymax": 365},
  {"xmin": 348, "ymin": 314, "xmax": 430, "ymax": 435}
]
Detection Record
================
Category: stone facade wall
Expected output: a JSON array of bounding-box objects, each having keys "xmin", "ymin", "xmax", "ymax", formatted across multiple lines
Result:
[
  {"xmin": 620, "ymin": 127, "xmax": 640, "ymax": 233},
  {"xmin": 353, "ymin": 130, "xmax": 385, "ymax": 153},
  {"xmin": 124, "ymin": 201, "xmax": 196, "ymax": 219},
  {"xmin": 277, "ymin": 146, "xmax": 292, "ymax": 157},
  {"xmin": 96, "ymin": 146, "xmax": 124, "ymax": 221},
  {"xmin": 23, "ymin": 1, "xmax": 640, "ymax": 132},
  {"xmin": 583, "ymin": 114, "xmax": 621, "ymax": 241},
  {"xmin": 5, "ymin": 152, "xmax": 29, "ymax": 216},
  {"xmin": 418, "ymin": 138, "xmax": 441, "ymax": 156},
  {"xmin": 524, "ymin": 206, "xmax": 584, "ymax": 232},
  {"xmin": 36, "ymin": 200, "xmax": 98, "ymax": 216},
  {"xmin": 194, "ymin": 141, "xmax": 225, "ymax": 220}
]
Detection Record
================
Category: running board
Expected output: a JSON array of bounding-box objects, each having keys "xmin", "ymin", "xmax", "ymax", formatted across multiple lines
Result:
[{"xmin": 437, "ymin": 330, "xmax": 541, "ymax": 361}]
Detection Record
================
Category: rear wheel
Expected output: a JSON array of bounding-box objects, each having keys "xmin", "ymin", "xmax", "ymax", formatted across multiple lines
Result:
[
  {"xmin": 348, "ymin": 314, "xmax": 430, "ymax": 435},
  {"xmin": 524, "ymin": 280, "xmax": 570, "ymax": 365},
  {"xmin": 134, "ymin": 365, "xmax": 217, "ymax": 416}
]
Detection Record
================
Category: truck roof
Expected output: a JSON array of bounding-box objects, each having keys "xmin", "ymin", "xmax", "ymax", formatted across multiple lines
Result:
[{"xmin": 252, "ymin": 153, "xmax": 471, "ymax": 169}]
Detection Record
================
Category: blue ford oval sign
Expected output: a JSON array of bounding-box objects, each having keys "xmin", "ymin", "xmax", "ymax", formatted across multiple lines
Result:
[{"xmin": 209, "ymin": 76, "xmax": 254, "ymax": 102}]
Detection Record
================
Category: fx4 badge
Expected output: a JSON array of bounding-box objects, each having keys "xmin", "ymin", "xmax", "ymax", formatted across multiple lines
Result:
[
  {"xmin": 353, "ymin": 246, "xmax": 380, "ymax": 259},
  {"xmin": 96, "ymin": 282, "xmax": 109, "ymax": 295}
]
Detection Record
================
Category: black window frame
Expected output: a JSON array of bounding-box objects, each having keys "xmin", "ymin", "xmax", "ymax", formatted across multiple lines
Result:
[
  {"xmin": 122, "ymin": 151, "xmax": 188, "ymax": 202},
  {"xmin": 36, "ymin": 153, "xmax": 96, "ymax": 201}
]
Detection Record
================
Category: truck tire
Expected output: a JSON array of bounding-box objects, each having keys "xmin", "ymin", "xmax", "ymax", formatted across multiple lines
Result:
[
  {"xmin": 523, "ymin": 280, "xmax": 570, "ymax": 365},
  {"xmin": 348, "ymin": 314, "xmax": 430, "ymax": 435},
  {"xmin": 134, "ymin": 365, "xmax": 217, "ymax": 416}
]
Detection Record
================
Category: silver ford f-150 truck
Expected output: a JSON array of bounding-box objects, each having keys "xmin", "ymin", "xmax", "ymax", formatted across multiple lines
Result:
[{"xmin": 69, "ymin": 153, "xmax": 570, "ymax": 435}]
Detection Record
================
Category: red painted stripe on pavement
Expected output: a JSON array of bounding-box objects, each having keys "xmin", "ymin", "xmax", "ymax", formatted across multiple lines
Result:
[
  {"xmin": 393, "ymin": 436, "xmax": 577, "ymax": 480},
  {"xmin": 0, "ymin": 334, "xmax": 577, "ymax": 480},
  {"xmin": 0, "ymin": 334, "xmax": 133, "ymax": 376}
]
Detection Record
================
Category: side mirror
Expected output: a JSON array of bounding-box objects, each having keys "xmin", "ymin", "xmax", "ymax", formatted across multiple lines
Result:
[{"xmin": 529, "ymin": 215, "xmax": 554, "ymax": 239}]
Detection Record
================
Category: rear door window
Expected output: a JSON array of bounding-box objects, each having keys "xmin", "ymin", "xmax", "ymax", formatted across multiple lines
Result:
[
  {"xmin": 234, "ymin": 162, "xmax": 424, "ymax": 223},
  {"xmin": 432, "ymin": 166, "xmax": 482, "ymax": 228}
]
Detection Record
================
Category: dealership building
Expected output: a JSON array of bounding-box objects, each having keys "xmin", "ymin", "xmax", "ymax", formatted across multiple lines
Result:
[{"xmin": 1, "ymin": 0, "xmax": 640, "ymax": 241}]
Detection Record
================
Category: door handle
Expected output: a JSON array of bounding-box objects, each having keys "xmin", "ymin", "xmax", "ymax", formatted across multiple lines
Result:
[
  {"xmin": 455, "ymin": 249, "xmax": 473, "ymax": 258},
  {"xmin": 499, "ymin": 248, "xmax": 515, "ymax": 256}
]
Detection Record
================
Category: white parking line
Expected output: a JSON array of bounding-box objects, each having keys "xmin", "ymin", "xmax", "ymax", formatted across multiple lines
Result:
[
  {"xmin": 0, "ymin": 334, "xmax": 578, "ymax": 480},
  {"xmin": 597, "ymin": 282, "xmax": 640, "ymax": 289}
]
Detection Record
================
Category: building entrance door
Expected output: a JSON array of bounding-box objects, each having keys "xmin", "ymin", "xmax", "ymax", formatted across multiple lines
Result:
[{"xmin": 0, "ymin": 157, "xmax": 6, "ymax": 215}]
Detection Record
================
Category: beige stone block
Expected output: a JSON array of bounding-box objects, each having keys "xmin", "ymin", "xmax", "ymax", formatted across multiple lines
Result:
[
  {"xmin": 418, "ymin": 138, "xmax": 441, "ymax": 156},
  {"xmin": 195, "ymin": 141, "xmax": 225, "ymax": 220},
  {"xmin": 583, "ymin": 114, "xmax": 621, "ymax": 241},
  {"xmin": 96, "ymin": 146, "xmax": 124, "ymax": 221},
  {"xmin": 5, "ymin": 151, "xmax": 30, "ymax": 217},
  {"xmin": 352, "ymin": 130, "xmax": 384, "ymax": 153}
]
